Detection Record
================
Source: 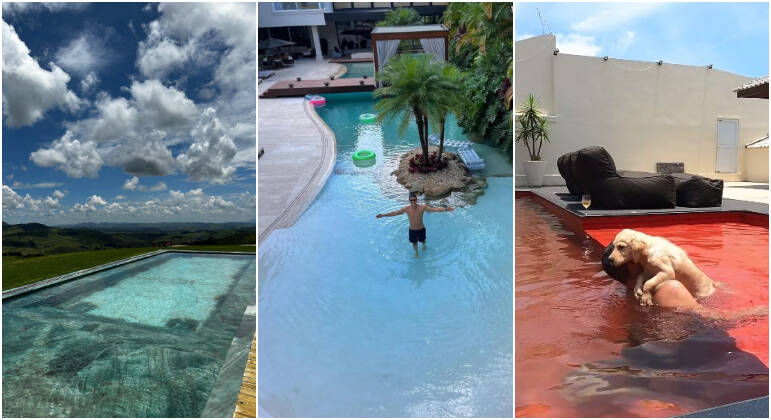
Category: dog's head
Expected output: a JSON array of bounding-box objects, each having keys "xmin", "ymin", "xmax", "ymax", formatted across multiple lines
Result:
[{"xmin": 608, "ymin": 229, "xmax": 645, "ymax": 266}]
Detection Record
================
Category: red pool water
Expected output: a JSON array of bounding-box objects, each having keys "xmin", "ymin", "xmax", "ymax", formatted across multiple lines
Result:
[{"xmin": 515, "ymin": 196, "xmax": 769, "ymax": 418}]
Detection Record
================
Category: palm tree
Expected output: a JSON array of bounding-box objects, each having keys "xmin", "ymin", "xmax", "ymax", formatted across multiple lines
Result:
[
  {"xmin": 428, "ymin": 64, "xmax": 465, "ymax": 163},
  {"xmin": 376, "ymin": 8, "xmax": 423, "ymax": 26},
  {"xmin": 374, "ymin": 54, "xmax": 458, "ymax": 168},
  {"xmin": 515, "ymin": 95, "xmax": 550, "ymax": 161}
]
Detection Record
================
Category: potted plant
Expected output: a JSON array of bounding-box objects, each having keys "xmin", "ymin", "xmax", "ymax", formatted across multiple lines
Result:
[{"xmin": 515, "ymin": 95, "xmax": 550, "ymax": 187}]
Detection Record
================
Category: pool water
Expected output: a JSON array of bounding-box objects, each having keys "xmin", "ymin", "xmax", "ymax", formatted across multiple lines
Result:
[
  {"xmin": 515, "ymin": 197, "xmax": 768, "ymax": 418},
  {"xmin": 342, "ymin": 62, "xmax": 375, "ymax": 78},
  {"xmin": 2, "ymin": 252, "xmax": 255, "ymax": 417},
  {"xmin": 259, "ymin": 92, "xmax": 513, "ymax": 417}
]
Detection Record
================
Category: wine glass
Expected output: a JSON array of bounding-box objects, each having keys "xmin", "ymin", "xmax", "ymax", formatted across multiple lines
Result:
[{"xmin": 581, "ymin": 194, "xmax": 591, "ymax": 210}]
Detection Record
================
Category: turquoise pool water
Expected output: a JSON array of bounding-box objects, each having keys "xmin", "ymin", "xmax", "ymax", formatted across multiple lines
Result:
[
  {"xmin": 342, "ymin": 62, "xmax": 375, "ymax": 78},
  {"xmin": 2, "ymin": 252, "xmax": 255, "ymax": 417},
  {"xmin": 259, "ymin": 92, "xmax": 513, "ymax": 417}
]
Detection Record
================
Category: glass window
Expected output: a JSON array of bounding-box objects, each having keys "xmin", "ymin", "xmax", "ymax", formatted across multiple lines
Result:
[
  {"xmin": 273, "ymin": 2, "xmax": 321, "ymax": 11},
  {"xmin": 373, "ymin": 2, "xmax": 391, "ymax": 7},
  {"xmin": 353, "ymin": 2, "xmax": 372, "ymax": 8},
  {"xmin": 412, "ymin": 2, "xmax": 430, "ymax": 6},
  {"xmin": 333, "ymin": 2, "xmax": 352, "ymax": 9},
  {"xmin": 393, "ymin": 2, "xmax": 410, "ymax": 7}
]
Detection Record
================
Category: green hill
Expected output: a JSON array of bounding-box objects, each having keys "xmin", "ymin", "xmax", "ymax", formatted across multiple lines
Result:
[{"xmin": 2, "ymin": 222, "xmax": 256, "ymax": 258}]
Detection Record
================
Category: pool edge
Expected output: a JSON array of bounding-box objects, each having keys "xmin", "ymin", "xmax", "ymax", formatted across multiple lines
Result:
[
  {"xmin": 2, "ymin": 250, "xmax": 256, "ymax": 300},
  {"xmin": 257, "ymin": 97, "xmax": 337, "ymax": 244}
]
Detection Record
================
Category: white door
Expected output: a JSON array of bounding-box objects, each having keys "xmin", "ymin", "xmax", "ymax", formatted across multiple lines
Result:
[{"xmin": 716, "ymin": 119, "xmax": 738, "ymax": 173}]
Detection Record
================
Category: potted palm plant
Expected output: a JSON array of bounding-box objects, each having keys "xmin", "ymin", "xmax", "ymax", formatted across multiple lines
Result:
[{"xmin": 515, "ymin": 95, "xmax": 550, "ymax": 187}]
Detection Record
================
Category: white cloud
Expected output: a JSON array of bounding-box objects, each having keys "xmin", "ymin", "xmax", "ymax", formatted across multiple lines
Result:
[
  {"xmin": 515, "ymin": 33, "xmax": 537, "ymax": 41},
  {"xmin": 30, "ymin": 133, "xmax": 104, "ymax": 178},
  {"xmin": 3, "ymin": 185, "xmax": 25, "ymax": 209},
  {"xmin": 55, "ymin": 33, "xmax": 111, "ymax": 77},
  {"xmin": 2, "ymin": 185, "xmax": 62, "ymax": 214},
  {"xmin": 136, "ymin": 3, "xmax": 255, "ymax": 92},
  {"xmin": 53, "ymin": 190, "xmax": 67, "ymax": 199},
  {"xmin": 129, "ymin": 79, "xmax": 197, "ymax": 130},
  {"xmin": 123, "ymin": 176, "xmax": 139, "ymax": 191},
  {"xmin": 11, "ymin": 181, "xmax": 64, "ymax": 189},
  {"xmin": 87, "ymin": 195, "xmax": 107, "ymax": 206},
  {"xmin": 571, "ymin": 4, "xmax": 662, "ymax": 32},
  {"xmin": 616, "ymin": 30, "xmax": 636, "ymax": 51},
  {"xmin": 80, "ymin": 72, "xmax": 100, "ymax": 93},
  {"xmin": 4, "ymin": 186, "xmax": 254, "ymax": 223},
  {"xmin": 114, "ymin": 140, "xmax": 177, "ymax": 177},
  {"xmin": 555, "ymin": 33, "xmax": 602, "ymax": 56},
  {"xmin": 2, "ymin": 20, "xmax": 81, "ymax": 127},
  {"xmin": 176, "ymin": 108, "xmax": 236, "ymax": 184},
  {"xmin": 138, "ymin": 181, "xmax": 168, "ymax": 192},
  {"xmin": 2, "ymin": 3, "xmax": 88, "ymax": 16}
]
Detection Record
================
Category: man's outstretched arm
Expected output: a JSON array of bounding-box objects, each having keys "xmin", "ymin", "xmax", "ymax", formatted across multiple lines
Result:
[
  {"xmin": 424, "ymin": 205, "xmax": 454, "ymax": 213},
  {"xmin": 376, "ymin": 207, "xmax": 406, "ymax": 218}
]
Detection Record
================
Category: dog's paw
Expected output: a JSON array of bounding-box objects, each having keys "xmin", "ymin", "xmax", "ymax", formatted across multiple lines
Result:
[
  {"xmin": 639, "ymin": 292, "xmax": 654, "ymax": 306},
  {"xmin": 634, "ymin": 286, "xmax": 644, "ymax": 298}
]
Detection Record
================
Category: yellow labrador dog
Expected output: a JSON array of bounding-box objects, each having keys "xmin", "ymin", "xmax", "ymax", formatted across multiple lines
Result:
[{"xmin": 608, "ymin": 229, "xmax": 716, "ymax": 306}]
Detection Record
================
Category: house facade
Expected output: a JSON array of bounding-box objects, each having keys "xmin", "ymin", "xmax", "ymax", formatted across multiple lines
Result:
[
  {"xmin": 515, "ymin": 34, "xmax": 769, "ymax": 186},
  {"xmin": 258, "ymin": 2, "xmax": 447, "ymax": 60}
]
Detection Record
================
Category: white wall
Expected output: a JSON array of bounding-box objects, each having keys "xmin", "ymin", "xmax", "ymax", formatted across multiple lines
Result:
[
  {"xmin": 745, "ymin": 148, "xmax": 769, "ymax": 182},
  {"xmin": 258, "ymin": 2, "xmax": 329, "ymax": 28},
  {"xmin": 515, "ymin": 35, "xmax": 769, "ymax": 185}
]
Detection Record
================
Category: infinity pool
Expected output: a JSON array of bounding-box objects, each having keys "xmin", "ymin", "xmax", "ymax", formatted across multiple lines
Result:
[
  {"xmin": 259, "ymin": 92, "xmax": 513, "ymax": 417},
  {"xmin": 2, "ymin": 252, "xmax": 255, "ymax": 417},
  {"xmin": 515, "ymin": 197, "xmax": 768, "ymax": 417}
]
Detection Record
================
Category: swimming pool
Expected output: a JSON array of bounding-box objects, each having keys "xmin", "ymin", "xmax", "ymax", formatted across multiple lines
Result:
[
  {"xmin": 2, "ymin": 252, "xmax": 255, "ymax": 417},
  {"xmin": 515, "ymin": 195, "xmax": 768, "ymax": 417},
  {"xmin": 341, "ymin": 62, "xmax": 374, "ymax": 78},
  {"xmin": 259, "ymin": 92, "xmax": 513, "ymax": 417}
]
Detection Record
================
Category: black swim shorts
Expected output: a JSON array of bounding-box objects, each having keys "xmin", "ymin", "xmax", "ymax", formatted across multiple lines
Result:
[{"xmin": 409, "ymin": 228, "xmax": 426, "ymax": 243}]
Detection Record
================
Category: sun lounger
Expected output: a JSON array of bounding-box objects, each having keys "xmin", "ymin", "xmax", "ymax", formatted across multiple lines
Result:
[
  {"xmin": 258, "ymin": 70, "xmax": 275, "ymax": 79},
  {"xmin": 457, "ymin": 146, "xmax": 485, "ymax": 171},
  {"xmin": 428, "ymin": 133, "xmax": 473, "ymax": 148}
]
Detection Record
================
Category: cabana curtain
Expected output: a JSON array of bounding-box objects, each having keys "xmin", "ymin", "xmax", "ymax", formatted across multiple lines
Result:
[
  {"xmin": 419, "ymin": 38, "xmax": 445, "ymax": 61},
  {"xmin": 376, "ymin": 39, "xmax": 401, "ymax": 71}
]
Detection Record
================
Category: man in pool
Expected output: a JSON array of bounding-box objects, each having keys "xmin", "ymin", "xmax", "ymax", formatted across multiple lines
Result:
[{"xmin": 376, "ymin": 192, "xmax": 454, "ymax": 258}]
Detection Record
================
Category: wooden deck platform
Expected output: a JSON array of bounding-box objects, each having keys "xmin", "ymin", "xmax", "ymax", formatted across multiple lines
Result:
[
  {"xmin": 260, "ymin": 77, "xmax": 375, "ymax": 98},
  {"xmin": 233, "ymin": 336, "xmax": 256, "ymax": 418},
  {"xmin": 329, "ymin": 57, "xmax": 374, "ymax": 63}
]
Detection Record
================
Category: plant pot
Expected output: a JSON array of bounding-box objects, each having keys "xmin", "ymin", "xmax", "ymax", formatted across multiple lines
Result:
[
  {"xmin": 524, "ymin": 160, "xmax": 547, "ymax": 187},
  {"xmin": 359, "ymin": 80, "xmax": 364, "ymax": 85},
  {"xmin": 296, "ymin": 77, "xmax": 301, "ymax": 81},
  {"xmin": 324, "ymin": 82, "xmax": 329, "ymax": 86},
  {"xmin": 288, "ymin": 83, "xmax": 294, "ymax": 88}
]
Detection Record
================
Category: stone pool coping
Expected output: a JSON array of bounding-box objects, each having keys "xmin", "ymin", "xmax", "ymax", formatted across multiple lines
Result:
[
  {"xmin": 2, "ymin": 249, "xmax": 255, "ymax": 300},
  {"xmin": 257, "ymin": 96, "xmax": 337, "ymax": 244},
  {"xmin": 2, "ymin": 249, "xmax": 257, "ymax": 418}
]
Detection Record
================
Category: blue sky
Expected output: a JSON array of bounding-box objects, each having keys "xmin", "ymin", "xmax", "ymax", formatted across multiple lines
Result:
[
  {"xmin": 2, "ymin": 3, "xmax": 256, "ymax": 224},
  {"xmin": 516, "ymin": 2, "xmax": 769, "ymax": 78}
]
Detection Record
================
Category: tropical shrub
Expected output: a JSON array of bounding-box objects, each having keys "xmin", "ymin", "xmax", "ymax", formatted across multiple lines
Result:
[
  {"xmin": 377, "ymin": 8, "xmax": 423, "ymax": 26},
  {"xmin": 443, "ymin": 2, "xmax": 513, "ymax": 159}
]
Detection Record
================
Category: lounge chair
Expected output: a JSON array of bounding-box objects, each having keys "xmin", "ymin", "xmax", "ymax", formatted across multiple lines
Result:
[
  {"xmin": 558, "ymin": 146, "xmax": 723, "ymax": 209},
  {"xmin": 458, "ymin": 146, "xmax": 485, "ymax": 171},
  {"xmin": 428, "ymin": 133, "xmax": 473, "ymax": 149}
]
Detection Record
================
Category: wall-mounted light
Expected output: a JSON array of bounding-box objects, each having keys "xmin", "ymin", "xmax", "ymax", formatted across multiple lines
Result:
[
  {"xmin": 657, "ymin": 60, "xmax": 663, "ymax": 65},
  {"xmin": 603, "ymin": 56, "xmax": 608, "ymax": 61},
  {"xmin": 708, "ymin": 64, "xmax": 713, "ymax": 69},
  {"xmin": 553, "ymin": 49, "xmax": 559, "ymax": 55}
]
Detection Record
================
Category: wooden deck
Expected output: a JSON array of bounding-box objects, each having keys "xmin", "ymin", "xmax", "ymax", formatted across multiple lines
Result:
[
  {"xmin": 329, "ymin": 57, "xmax": 374, "ymax": 63},
  {"xmin": 260, "ymin": 77, "xmax": 375, "ymax": 98},
  {"xmin": 233, "ymin": 336, "xmax": 256, "ymax": 418}
]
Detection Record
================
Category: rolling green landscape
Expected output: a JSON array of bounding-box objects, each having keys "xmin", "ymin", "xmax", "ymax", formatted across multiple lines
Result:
[
  {"xmin": 3, "ymin": 221, "xmax": 255, "ymax": 257},
  {"xmin": 2, "ymin": 222, "xmax": 256, "ymax": 290}
]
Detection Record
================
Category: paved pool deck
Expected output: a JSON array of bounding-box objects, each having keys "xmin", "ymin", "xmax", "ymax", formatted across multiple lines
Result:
[{"xmin": 258, "ymin": 59, "xmax": 346, "ymax": 243}]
